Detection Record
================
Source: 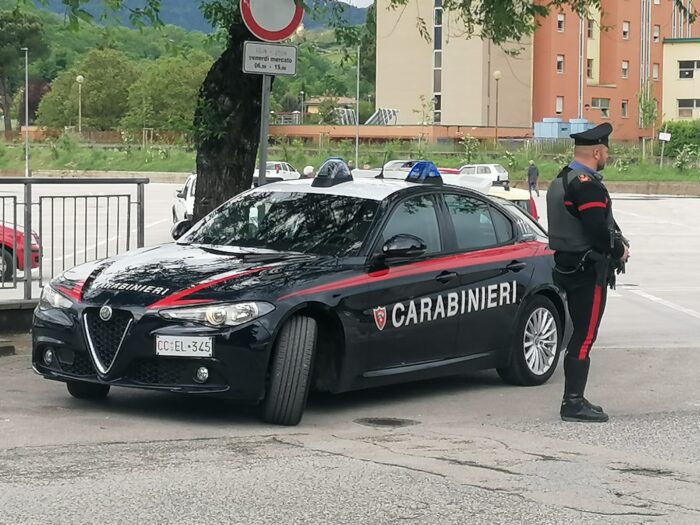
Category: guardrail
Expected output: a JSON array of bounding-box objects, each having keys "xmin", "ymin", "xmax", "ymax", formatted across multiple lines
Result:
[{"xmin": 0, "ymin": 177, "xmax": 148, "ymax": 301}]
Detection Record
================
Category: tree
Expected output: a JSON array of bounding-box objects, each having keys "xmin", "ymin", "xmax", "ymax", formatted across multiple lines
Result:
[
  {"xmin": 121, "ymin": 53, "xmax": 213, "ymax": 133},
  {"xmin": 359, "ymin": 2, "xmax": 375, "ymax": 86},
  {"xmin": 0, "ymin": 8, "xmax": 48, "ymax": 132},
  {"xmin": 317, "ymin": 95, "xmax": 340, "ymax": 124},
  {"xmin": 36, "ymin": 49, "xmax": 137, "ymax": 130},
  {"xmin": 638, "ymin": 80, "xmax": 659, "ymax": 159},
  {"xmin": 25, "ymin": 0, "xmax": 699, "ymax": 220}
]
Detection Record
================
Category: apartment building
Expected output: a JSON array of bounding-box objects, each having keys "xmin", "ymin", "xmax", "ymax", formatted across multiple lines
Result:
[
  {"xmin": 376, "ymin": 0, "xmax": 696, "ymax": 140},
  {"xmin": 375, "ymin": 0, "xmax": 533, "ymax": 128},
  {"xmin": 662, "ymin": 38, "xmax": 700, "ymax": 120},
  {"xmin": 533, "ymin": 0, "xmax": 696, "ymax": 140}
]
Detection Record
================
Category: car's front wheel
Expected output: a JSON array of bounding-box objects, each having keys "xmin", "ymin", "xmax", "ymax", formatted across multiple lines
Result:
[
  {"xmin": 0, "ymin": 249, "xmax": 13, "ymax": 282},
  {"xmin": 66, "ymin": 381, "xmax": 111, "ymax": 400},
  {"xmin": 497, "ymin": 295, "xmax": 562, "ymax": 386},
  {"xmin": 262, "ymin": 315, "xmax": 317, "ymax": 426}
]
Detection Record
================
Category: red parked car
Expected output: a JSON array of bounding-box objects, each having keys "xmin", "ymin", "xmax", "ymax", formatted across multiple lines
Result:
[{"xmin": 0, "ymin": 223, "xmax": 41, "ymax": 282}]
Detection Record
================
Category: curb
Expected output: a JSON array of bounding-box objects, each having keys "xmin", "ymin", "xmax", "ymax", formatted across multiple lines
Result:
[{"xmin": 0, "ymin": 300, "xmax": 38, "ymax": 335}]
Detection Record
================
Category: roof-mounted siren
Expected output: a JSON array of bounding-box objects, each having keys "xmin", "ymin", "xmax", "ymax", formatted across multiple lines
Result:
[
  {"xmin": 406, "ymin": 161, "xmax": 443, "ymax": 185},
  {"xmin": 312, "ymin": 157, "xmax": 354, "ymax": 187}
]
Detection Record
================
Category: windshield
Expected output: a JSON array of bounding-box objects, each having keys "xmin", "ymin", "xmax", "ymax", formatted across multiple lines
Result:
[{"xmin": 183, "ymin": 191, "xmax": 379, "ymax": 257}]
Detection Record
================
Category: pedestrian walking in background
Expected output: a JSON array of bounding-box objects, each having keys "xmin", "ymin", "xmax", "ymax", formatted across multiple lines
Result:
[{"xmin": 527, "ymin": 160, "xmax": 540, "ymax": 196}]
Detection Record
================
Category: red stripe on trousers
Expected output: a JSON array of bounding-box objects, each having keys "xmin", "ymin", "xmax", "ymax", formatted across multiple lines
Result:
[
  {"xmin": 578, "ymin": 201, "xmax": 607, "ymax": 211},
  {"xmin": 578, "ymin": 284, "xmax": 602, "ymax": 360}
]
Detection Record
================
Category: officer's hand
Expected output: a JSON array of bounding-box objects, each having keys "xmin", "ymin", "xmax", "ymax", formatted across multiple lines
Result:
[{"xmin": 621, "ymin": 244, "xmax": 630, "ymax": 263}]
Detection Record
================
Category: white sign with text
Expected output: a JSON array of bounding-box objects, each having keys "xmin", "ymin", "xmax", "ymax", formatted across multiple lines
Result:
[{"xmin": 243, "ymin": 42, "xmax": 297, "ymax": 76}]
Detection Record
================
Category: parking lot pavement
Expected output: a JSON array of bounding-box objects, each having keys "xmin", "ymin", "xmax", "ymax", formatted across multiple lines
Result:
[{"xmin": 1, "ymin": 192, "xmax": 699, "ymax": 523}]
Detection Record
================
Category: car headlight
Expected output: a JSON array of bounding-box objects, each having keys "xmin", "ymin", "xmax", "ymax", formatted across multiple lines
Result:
[
  {"xmin": 159, "ymin": 302, "xmax": 274, "ymax": 327},
  {"xmin": 39, "ymin": 285, "xmax": 73, "ymax": 310}
]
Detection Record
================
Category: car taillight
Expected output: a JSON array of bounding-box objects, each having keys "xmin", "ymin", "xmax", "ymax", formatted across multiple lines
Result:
[{"xmin": 530, "ymin": 198, "xmax": 539, "ymax": 220}]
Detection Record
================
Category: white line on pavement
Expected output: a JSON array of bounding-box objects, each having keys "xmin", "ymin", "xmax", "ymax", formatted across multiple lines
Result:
[{"xmin": 630, "ymin": 289, "xmax": 700, "ymax": 321}]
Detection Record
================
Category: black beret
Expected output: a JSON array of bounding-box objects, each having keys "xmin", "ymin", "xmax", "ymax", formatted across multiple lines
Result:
[{"xmin": 570, "ymin": 123, "xmax": 613, "ymax": 147}]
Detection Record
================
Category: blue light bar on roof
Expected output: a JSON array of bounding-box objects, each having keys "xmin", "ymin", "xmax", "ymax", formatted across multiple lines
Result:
[{"xmin": 406, "ymin": 161, "xmax": 443, "ymax": 185}]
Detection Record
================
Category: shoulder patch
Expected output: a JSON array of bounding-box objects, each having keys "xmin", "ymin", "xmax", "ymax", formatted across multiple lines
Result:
[{"xmin": 577, "ymin": 174, "xmax": 591, "ymax": 182}]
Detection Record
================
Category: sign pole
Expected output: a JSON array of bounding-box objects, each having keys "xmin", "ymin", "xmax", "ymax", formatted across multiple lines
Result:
[
  {"xmin": 659, "ymin": 122, "xmax": 669, "ymax": 168},
  {"xmin": 258, "ymin": 74, "xmax": 271, "ymax": 186}
]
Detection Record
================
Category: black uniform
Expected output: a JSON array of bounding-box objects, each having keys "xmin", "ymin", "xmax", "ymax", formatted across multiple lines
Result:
[{"xmin": 546, "ymin": 123, "xmax": 627, "ymax": 423}]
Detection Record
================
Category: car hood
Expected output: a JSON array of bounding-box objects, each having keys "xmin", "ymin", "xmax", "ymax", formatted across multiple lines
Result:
[{"xmin": 58, "ymin": 243, "xmax": 326, "ymax": 308}]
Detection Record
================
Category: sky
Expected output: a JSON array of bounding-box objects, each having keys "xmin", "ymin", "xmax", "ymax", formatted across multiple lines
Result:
[{"xmin": 346, "ymin": 0, "xmax": 374, "ymax": 7}]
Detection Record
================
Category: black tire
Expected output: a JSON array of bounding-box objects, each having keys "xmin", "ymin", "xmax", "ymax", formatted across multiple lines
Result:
[
  {"xmin": 0, "ymin": 249, "xmax": 13, "ymax": 282},
  {"xmin": 66, "ymin": 381, "xmax": 111, "ymax": 400},
  {"xmin": 262, "ymin": 315, "xmax": 318, "ymax": 426},
  {"xmin": 497, "ymin": 295, "xmax": 562, "ymax": 386}
]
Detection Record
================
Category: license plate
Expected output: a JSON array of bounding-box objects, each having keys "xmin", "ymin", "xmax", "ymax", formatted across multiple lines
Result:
[{"xmin": 155, "ymin": 335, "xmax": 213, "ymax": 358}]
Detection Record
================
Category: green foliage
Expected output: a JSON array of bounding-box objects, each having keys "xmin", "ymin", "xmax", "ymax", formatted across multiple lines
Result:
[
  {"xmin": 0, "ymin": 8, "xmax": 49, "ymax": 130},
  {"xmin": 663, "ymin": 120, "xmax": 700, "ymax": 156},
  {"xmin": 36, "ymin": 49, "xmax": 138, "ymax": 130},
  {"xmin": 673, "ymin": 144, "xmax": 699, "ymax": 171},
  {"xmin": 317, "ymin": 96, "xmax": 340, "ymax": 125},
  {"xmin": 121, "ymin": 53, "xmax": 213, "ymax": 133},
  {"xmin": 459, "ymin": 134, "xmax": 480, "ymax": 164},
  {"xmin": 637, "ymin": 81, "xmax": 658, "ymax": 131}
]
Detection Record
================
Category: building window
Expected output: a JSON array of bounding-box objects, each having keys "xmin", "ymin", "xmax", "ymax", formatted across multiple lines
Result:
[
  {"xmin": 591, "ymin": 97, "xmax": 610, "ymax": 118},
  {"xmin": 621, "ymin": 100, "xmax": 629, "ymax": 118},
  {"xmin": 622, "ymin": 21, "xmax": 630, "ymax": 40},
  {"xmin": 434, "ymin": 7, "xmax": 442, "ymax": 26},
  {"xmin": 555, "ymin": 96, "xmax": 564, "ymax": 114},
  {"xmin": 557, "ymin": 13, "xmax": 565, "ymax": 32},
  {"xmin": 622, "ymin": 60, "xmax": 629, "ymax": 79},
  {"xmin": 556, "ymin": 55, "xmax": 565, "ymax": 73},
  {"xmin": 434, "ymin": 0, "xmax": 442, "ymax": 6},
  {"xmin": 653, "ymin": 63, "xmax": 660, "ymax": 80},
  {"xmin": 653, "ymin": 25, "xmax": 660, "ymax": 42},
  {"xmin": 587, "ymin": 59, "xmax": 594, "ymax": 79},
  {"xmin": 433, "ymin": 94, "xmax": 442, "ymax": 111},
  {"xmin": 678, "ymin": 99, "xmax": 695, "ymax": 118},
  {"xmin": 679, "ymin": 60, "xmax": 698, "ymax": 79},
  {"xmin": 587, "ymin": 19, "xmax": 595, "ymax": 39},
  {"xmin": 434, "ymin": 51, "xmax": 442, "ymax": 68},
  {"xmin": 433, "ymin": 69, "xmax": 442, "ymax": 93},
  {"xmin": 433, "ymin": 111, "xmax": 441, "ymax": 124},
  {"xmin": 434, "ymin": 26, "xmax": 442, "ymax": 50},
  {"xmin": 654, "ymin": 0, "xmax": 660, "ymax": 4}
]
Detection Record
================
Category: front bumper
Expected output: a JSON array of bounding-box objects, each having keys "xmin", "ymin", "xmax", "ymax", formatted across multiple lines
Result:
[{"xmin": 32, "ymin": 307, "xmax": 274, "ymax": 402}]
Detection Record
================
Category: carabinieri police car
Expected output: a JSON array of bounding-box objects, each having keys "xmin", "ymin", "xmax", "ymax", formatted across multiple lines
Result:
[{"xmin": 32, "ymin": 160, "xmax": 565, "ymax": 426}]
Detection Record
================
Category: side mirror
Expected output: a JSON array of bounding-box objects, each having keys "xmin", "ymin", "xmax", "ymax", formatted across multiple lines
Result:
[
  {"xmin": 176, "ymin": 189, "xmax": 185, "ymax": 199},
  {"xmin": 381, "ymin": 234, "xmax": 427, "ymax": 259},
  {"xmin": 171, "ymin": 219, "xmax": 193, "ymax": 241}
]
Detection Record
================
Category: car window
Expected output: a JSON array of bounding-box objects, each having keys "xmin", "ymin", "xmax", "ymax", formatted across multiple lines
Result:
[
  {"xmin": 460, "ymin": 166, "xmax": 476, "ymax": 175},
  {"xmin": 494, "ymin": 165, "xmax": 507, "ymax": 173},
  {"xmin": 380, "ymin": 195, "xmax": 441, "ymax": 254},
  {"xmin": 184, "ymin": 191, "xmax": 379, "ymax": 257},
  {"xmin": 444, "ymin": 194, "xmax": 500, "ymax": 251},
  {"xmin": 189, "ymin": 177, "xmax": 197, "ymax": 197},
  {"xmin": 182, "ymin": 178, "xmax": 192, "ymax": 197},
  {"xmin": 477, "ymin": 166, "xmax": 491, "ymax": 175},
  {"xmin": 489, "ymin": 205, "xmax": 514, "ymax": 243}
]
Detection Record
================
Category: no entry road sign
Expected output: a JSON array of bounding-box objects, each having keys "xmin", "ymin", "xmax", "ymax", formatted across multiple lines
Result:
[{"xmin": 241, "ymin": 0, "xmax": 304, "ymax": 42}]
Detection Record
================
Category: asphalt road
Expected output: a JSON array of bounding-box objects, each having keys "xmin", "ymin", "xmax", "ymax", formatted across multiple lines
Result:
[{"xmin": 1, "ymin": 189, "xmax": 699, "ymax": 523}]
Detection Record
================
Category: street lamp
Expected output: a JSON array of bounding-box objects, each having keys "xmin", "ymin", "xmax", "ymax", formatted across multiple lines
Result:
[
  {"xmin": 493, "ymin": 70, "xmax": 502, "ymax": 145},
  {"xmin": 299, "ymin": 90, "xmax": 305, "ymax": 124},
  {"xmin": 20, "ymin": 47, "xmax": 29, "ymax": 178},
  {"xmin": 75, "ymin": 75, "xmax": 85, "ymax": 135}
]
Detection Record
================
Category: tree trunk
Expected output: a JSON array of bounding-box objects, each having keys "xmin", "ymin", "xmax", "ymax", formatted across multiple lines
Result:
[
  {"xmin": 1, "ymin": 77, "xmax": 13, "ymax": 133},
  {"xmin": 192, "ymin": 22, "xmax": 266, "ymax": 221}
]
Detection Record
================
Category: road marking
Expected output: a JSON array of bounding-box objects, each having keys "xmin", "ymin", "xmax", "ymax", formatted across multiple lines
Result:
[{"xmin": 630, "ymin": 289, "xmax": 700, "ymax": 321}]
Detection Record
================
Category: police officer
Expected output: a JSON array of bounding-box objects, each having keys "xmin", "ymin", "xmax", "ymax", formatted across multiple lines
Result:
[{"xmin": 547, "ymin": 123, "xmax": 630, "ymax": 423}]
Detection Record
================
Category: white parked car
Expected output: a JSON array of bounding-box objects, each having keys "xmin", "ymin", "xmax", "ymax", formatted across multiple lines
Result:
[
  {"xmin": 458, "ymin": 163, "xmax": 509, "ymax": 186},
  {"xmin": 172, "ymin": 162, "xmax": 303, "ymax": 223},
  {"xmin": 173, "ymin": 173, "xmax": 196, "ymax": 223},
  {"xmin": 253, "ymin": 161, "xmax": 301, "ymax": 183}
]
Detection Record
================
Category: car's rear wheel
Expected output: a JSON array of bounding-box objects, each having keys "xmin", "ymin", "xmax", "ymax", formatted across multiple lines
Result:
[
  {"xmin": 497, "ymin": 295, "xmax": 562, "ymax": 386},
  {"xmin": 262, "ymin": 315, "xmax": 317, "ymax": 426},
  {"xmin": 66, "ymin": 381, "xmax": 111, "ymax": 400},
  {"xmin": 0, "ymin": 249, "xmax": 13, "ymax": 282}
]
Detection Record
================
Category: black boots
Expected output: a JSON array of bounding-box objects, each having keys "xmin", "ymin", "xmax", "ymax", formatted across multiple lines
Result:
[{"xmin": 560, "ymin": 356, "xmax": 608, "ymax": 423}]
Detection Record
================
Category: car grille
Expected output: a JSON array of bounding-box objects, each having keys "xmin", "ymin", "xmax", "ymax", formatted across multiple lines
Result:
[
  {"xmin": 127, "ymin": 359, "xmax": 224, "ymax": 387},
  {"xmin": 128, "ymin": 359, "xmax": 194, "ymax": 385},
  {"xmin": 84, "ymin": 309, "xmax": 132, "ymax": 372},
  {"xmin": 59, "ymin": 353, "xmax": 96, "ymax": 376}
]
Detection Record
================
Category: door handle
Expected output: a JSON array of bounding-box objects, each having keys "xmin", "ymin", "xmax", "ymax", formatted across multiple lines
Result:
[
  {"xmin": 435, "ymin": 271, "xmax": 458, "ymax": 284},
  {"xmin": 506, "ymin": 261, "xmax": 527, "ymax": 272}
]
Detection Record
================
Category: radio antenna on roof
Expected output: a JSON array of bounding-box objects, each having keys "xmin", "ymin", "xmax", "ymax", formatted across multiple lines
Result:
[{"xmin": 375, "ymin": 152, "xmax": 389, "ymax": 179}]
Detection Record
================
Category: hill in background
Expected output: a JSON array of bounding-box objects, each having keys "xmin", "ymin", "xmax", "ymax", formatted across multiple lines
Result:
[{"xmin": 33, "ymin": 0, "xmax": 367, "ymax": 32}]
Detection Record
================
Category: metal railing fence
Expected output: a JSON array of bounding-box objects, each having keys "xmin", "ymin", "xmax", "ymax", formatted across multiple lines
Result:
[{"xmin": 0, "ymin": 177, "xmax": 148, "ymax": 301}]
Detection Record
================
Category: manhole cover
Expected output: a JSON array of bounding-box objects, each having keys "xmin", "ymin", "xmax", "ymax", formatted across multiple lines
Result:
[{"xmin": 354, "ymin": 417, "xmax": 420, "ymax": 428}]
